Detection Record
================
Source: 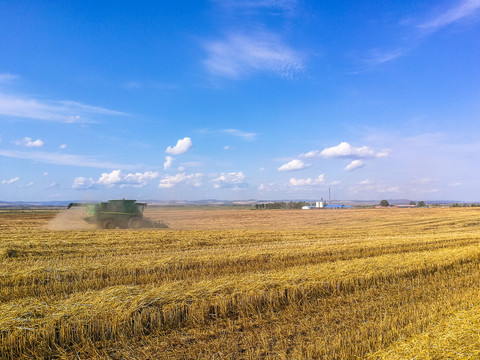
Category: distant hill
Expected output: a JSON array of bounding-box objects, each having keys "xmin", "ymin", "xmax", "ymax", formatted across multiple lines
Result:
[
  {"xmin": 0, "ymin": 199, "xmax": 473, "ymax": 208},
  {"xmin": 0, "ymin": 200, "xmax": 71, "ymax": 208}
]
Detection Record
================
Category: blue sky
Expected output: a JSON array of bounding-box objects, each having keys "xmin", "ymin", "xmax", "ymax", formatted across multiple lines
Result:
[{"xmin": 1, "ymin": 0, "xmax": 480, "ymax": 202}]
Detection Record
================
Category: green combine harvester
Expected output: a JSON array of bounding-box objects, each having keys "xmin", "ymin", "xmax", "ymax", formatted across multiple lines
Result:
[{"xmin": 67, "ymin": 199, "xmax": 165, "ymax": 229}]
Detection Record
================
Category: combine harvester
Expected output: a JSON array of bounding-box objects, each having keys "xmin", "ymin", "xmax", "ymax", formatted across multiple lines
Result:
[{"xmin": 67, "ymin": 199, "xmax": 167, "ymax": 229}]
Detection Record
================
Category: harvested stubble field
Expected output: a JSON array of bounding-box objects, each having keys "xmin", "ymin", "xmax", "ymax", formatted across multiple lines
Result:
[{"xmin": 1, "ymin": 207, "xmax": 480, "ymax": 359}]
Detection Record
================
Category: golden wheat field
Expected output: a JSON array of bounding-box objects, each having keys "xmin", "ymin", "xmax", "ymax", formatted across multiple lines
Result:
[{"xmin": 1, "ymin": 207, "xmax": 480, "ymax": 359}]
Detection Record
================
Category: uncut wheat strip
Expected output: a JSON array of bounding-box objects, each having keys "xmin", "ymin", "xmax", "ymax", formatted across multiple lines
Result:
[{"xmin": 1, "ymin": 243, "xmax": 480, "ymax": 358}]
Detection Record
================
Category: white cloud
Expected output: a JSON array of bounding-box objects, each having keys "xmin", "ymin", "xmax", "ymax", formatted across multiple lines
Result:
[
  {"xmin": 73, "ymin": 170, "xmax": 160, "ymax": 190},
  {"xmin": 278, "ymin": 159, "xmax": 309, "ymax": 171},
  {"xmin": 376, "ymin": 149, "xmax": 391, "ymax": 158},
  {"xmin": 121, "ymin": 171, "xmax": 159, "ymax": 188},
  {"xmin": 158, "ymin": 174, "xmax": 186, "ymax": 188},
  {"xmin": 59, "ymin": 144, "xmax": 67, "ymax": 149},
  {"xmin": 97, "ymin": 170, "xmax": 123, "ymax": 187},
  {"xmin": 14, "ymin": 137, "xmax": 44, "ymax": 147},
  {"xmin": 0, "ymin": 149, "xmax": 134, "ymax": 169},
  {"xmin": 0, "ymin": 93, "xmax": 126, "ymax": 123},
  {"xmin": 321, "ymin": 142, "xmax": 376, "ymax": 159},
  {"xmin": 344, "ymin": 160, "xmax": 366, "ymax": 171},
  {"xmin": 72, "ymin": 177, "xmax": 96, "ymax": 190},
  {"xmin": 289, "ymin": 174, "xmax": 325, "ymax": 187},
  {"xmin": 2, "ymin": 177, "xmax": 20, "ymax": 185},
  {"xmin": 163, "ymin": 156, "xmax": 174, "ymax": 170},
  {"xmin": 98, "ymin": 170, "xmax": 159, "ymax": 188},
  {"xmin": 20, "ymin": 182, "xmax": 34, "ymax": 188},
  {"xmin": 301, "ymin": 144, "xmax": 390, "ymax": 160},
  {"xmin": 212, "ymin": 172, "xmax": 248, "ymax": 189},
  {"xmin": 166, "ymin": 137, "xmax": 192, "ymax": 155},
  {"xmin": 26, "ymin": 138, "xmax": 44, "ymax": 147},
  {"xmin": 158, "ymin": 173, "xmax": 203, "ymax": 188},
  {"xmin": 203, "ymin": 31, "xmax": 304, "ymax": 79},
  {"xmin": 419, "ymin": 0, "xmax": 480, "ymax": 31}
]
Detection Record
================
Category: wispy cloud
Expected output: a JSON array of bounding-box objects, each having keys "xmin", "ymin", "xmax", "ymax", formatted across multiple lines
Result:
[
  {"xmin": 121, "ymin": 80, "xmax": 178, "ymax": 91},
  {"xmin": 1, "ymin": 177, "xmax": 20, "ymax": 185},
  {"xmin": 203, "ymin": 31, "xmax": 304, "ymax": 79},
  {"xmin": 199, "ymin": 128, "xmax": 258, "ymax": 141},
  {"xmin": 214, "ymin": 0, "xmax": 298, "ymax": 12},
  {"xmin": 0, "ymin": 150, "xmax": 135, "ymax": 169},
  {"xmin": 213, "ymin": 0, "xmax": 299, "ymax": 18},
  {"xmin": 0, "ymin": 93, "xmax": 126, "ymax": 123},
  {"xmin": 362, "ymin": 47, "xmax": 412, "ymax": 66},
  {"xmin": 348, "ymin": 180, "xmax": 401, "ymax": 195},
  {"xmin": 419, "ymin": 0, "xmax": 480, "ymax": 31},
  {"xmin": 362, "ymin": 0, "xmax": 480, "ymax": 66},
  {"xmin": 158, "ymin": 173, "xmax": 203, "ymax": 188},
  {"xmin": 0, "ymin": 73, "xmax": 18, "ymax": 84},
  {"xmin": 221, "ymin": 129, "xmax": 258, "ymax": 141}
]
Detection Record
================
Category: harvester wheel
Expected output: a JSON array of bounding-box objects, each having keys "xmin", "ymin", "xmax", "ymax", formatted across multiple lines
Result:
[
  {"xmin": 128, "ymin": 216, "xmax": 142, "ymax": 229},
  {"xmin": 103, "ymin": 219, "xmax": 115, "ymax": 229}
]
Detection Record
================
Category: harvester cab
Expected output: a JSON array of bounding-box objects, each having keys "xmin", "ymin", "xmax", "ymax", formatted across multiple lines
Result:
[{"xmin": 67, "ymin": 199, "xmax": 147, "ymax": 229}]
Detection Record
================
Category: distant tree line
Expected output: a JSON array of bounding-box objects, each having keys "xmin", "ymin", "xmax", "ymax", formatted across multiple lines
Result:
[
  {"xmin": 410, "ymin": 201, "xmax": 426, "ymax": 207},
  {"xmin": 254, "ymin": 201, "xmax": 312, "ymax": 210},
  {"xmin": 378, "ymin": 201, "xmax": 480, "ymax": 208},
  {"xmin": 451, "ymin": 203, "xmax": 480, "ymax": 207},
  {"xmin": 380, "ymin": 200, "xmax": 427, "ymax": 207}
]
